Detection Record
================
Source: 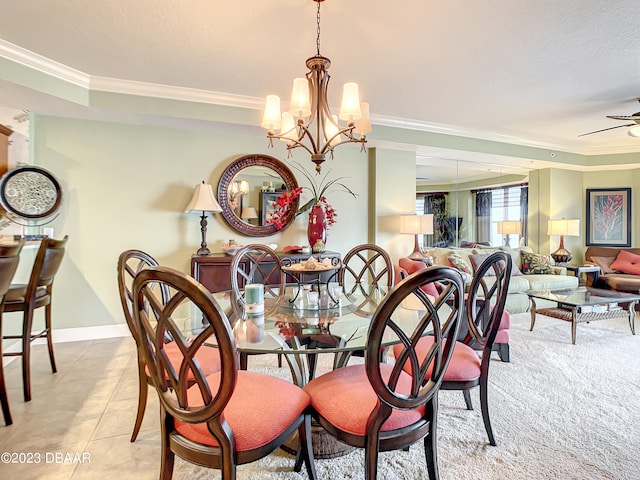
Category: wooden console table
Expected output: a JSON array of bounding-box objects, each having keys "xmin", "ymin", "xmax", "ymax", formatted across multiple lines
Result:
[{"xmin": 191, "ymin": 251, "xmax": 341, "ymax": 293}]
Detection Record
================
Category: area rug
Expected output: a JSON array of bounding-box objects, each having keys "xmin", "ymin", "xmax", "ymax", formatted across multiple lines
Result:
[{"xmin": 176, "ymin": 313, "xmax": 640, "ymax": 479}]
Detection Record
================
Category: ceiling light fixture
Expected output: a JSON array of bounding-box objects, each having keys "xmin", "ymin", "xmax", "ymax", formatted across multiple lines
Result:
[
  {"xmin": 261, "ymin": 0, "xmax": 371, "ymax": 174},
  {"xmin": 628, "ymin": 126, "xmax": 640, "ymax": 137}
]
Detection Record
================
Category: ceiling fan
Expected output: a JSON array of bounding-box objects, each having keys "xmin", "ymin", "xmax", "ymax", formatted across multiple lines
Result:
[{"xmin": 579, "ymin": 100, "xmax": 640, "ymax": 137}]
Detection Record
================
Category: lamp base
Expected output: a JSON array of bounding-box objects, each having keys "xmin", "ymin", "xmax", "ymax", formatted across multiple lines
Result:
[
  {"xmin": 551, "ymin": 248, "xmax": 573, "ymax": 265},
  {"xmin": 196, "ymin": 246, "xmax": 211, "ymax": 256},
  {"xmin": 407, "ymin": 234, "xmax": 433, "ymax": 265}
]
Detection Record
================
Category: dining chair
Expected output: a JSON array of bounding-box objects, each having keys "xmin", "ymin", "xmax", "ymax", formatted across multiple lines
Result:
[
  {"xmin": 339, "ymin": 243, "xmax": 394, "ymax": 292},
  {"xmin": 117, "ymin": 249, "xmax": 221, "ymax": 442},
  {"xmin": 230, "ymin": 244, "xmax": 285, "ymax": 369},
  {"xmin": 132, "ymin": 265, "xmax": 317, "ymax": 480},
  {"xmin": 304, "ymin": 266, "xmax": 466, "ymax": 480},
  {"xmin": 394, "ymin": 251, "xmax": 512, "ymax": 446},
  {"xmin": 2, "ymin": 236, "xmax": 67, "ymax": 402},
  {"xmin": 0, "ymin": 241, "xmax": 25, "ymax": 426},
  {"xmin": 336, "ymin": 244, "xmax": 394, "ymax": 365}
]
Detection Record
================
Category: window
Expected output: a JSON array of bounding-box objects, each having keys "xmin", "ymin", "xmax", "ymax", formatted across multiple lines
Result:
[{"xmin": 474, "ymin": 184, "xmax": 528, "ymax": 246}]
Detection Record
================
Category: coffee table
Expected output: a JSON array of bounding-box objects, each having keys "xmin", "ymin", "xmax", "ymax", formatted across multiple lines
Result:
[{"xmin": 527, "ymin": 286, "xmax": 640, "ymax": 344}]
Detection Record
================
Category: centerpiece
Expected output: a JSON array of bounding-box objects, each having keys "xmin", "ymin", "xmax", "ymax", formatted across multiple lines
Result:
[{"xmin": 266, "ymin": 162, "xmax": 357, "ymax": 252}]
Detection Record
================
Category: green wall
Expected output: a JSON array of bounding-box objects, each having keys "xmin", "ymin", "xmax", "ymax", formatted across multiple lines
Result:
[{"xmin": 21, "ymin": 115, "xmax": 371, "ymax": 331}]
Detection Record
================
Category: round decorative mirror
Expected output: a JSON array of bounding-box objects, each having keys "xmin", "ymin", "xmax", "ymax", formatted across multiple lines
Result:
[
  {"xmin": 217, "ymin": 154, "xmax": 299, "ymax": 237},
  {"xmin": 0, "ymin": 165, "xmax": 63, "ymax": 221}
]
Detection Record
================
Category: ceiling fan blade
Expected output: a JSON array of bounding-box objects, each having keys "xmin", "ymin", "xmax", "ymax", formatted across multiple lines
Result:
[
  {"xmin": 578, "ymin": 123, "xmax": 636, "ymax": 137},
  {"xmin": 606, "ymin": 114, "xmax": 640, "ymax": 121}
]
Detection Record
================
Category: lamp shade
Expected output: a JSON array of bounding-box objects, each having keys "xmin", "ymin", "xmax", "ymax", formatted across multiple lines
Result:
[
  {"xmin": 497, "ymin": 220, "xmax": 522, "ymax": 235},
  {"xmin": 185, "ymin": 183, "xmax": 222, "ymax": 213},
  {"xmin": 399, "ymin": 214, "xmax": 434, "ymax": 235},
  {"xmin": 547, "ymin": 219, "xmax": 580, "ymax": 236},
  {"xmin": 240, "ymin": 207, "xmax": 258, "ymax": 219},
  {"xmin": 354, "ymin": 102, "xmax": 372, "ymax": 135}
]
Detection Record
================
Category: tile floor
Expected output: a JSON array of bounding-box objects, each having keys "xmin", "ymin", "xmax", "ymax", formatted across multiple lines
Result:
[{"xmin": 0, "ymin": 336, "xmax": 171, "ymax": 480}]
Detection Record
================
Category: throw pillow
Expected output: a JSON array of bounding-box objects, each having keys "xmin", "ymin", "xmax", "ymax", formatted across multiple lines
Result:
[
  {"xmin": 520, "ymin": 252, "xmax": 554, "ymax": 274},
  {"xmin": 468, "ymin": 253, "xmax": 523, "ymax": 276},
  {"xmin": 589, "ymin": 255, "xmax": 618, "ymax": 274},
  {"xmin": 398, "ymin": 257, "xmax": 439, "ymax": 297},
  {"xmin": 447, "ymin": 251, "xmax": 472, "ymax": 274},
  {"xmin": 610, "ymin": 250, "xmax": 640, "ymax": 275}
]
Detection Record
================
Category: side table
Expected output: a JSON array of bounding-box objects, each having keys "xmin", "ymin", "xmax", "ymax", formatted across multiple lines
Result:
[{"xmin": 565, "ymin": 265, "xmax": 600, "ymax": 286}]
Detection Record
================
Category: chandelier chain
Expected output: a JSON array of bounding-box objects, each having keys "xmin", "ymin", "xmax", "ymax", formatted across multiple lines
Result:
[{"xmin": 316, "ymin": 1, "xmax": 321, "ymax": 56}]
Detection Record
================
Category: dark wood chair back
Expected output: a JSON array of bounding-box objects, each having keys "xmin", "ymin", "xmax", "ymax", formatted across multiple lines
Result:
[
  {"xmin": 374, "ymin": 266, "xmax": 466, "ymax": 409},
  {"xmin": 26, "ymin": 235, "xmax": 68, "ymax": 301},
  {"xmin": 464, "ymin": 251, "xmax": 512, "ymax": 352},
  {"xmin": 117, "ymin": 249, "xmax": 169, "ymax": 346},
  {"xmin": 230, "ymin": 244, "xmax": 285, "ymax": 310},
  {"xmin": 337, "ymin": 244, "xmax": 394, "ymax": 319},
  {"xmin": 0, "ymin": 241, "xmax": 25, "ymax": 425},
  {"xmin": 339, "ymin": 244, "xmax": 394, "ymax": 288},
  {"xmin": 304, "ymin": 265, "xmax": 465, "ymax": 479},
  {"xmin": 133, "ymin": 266, "xmax": 236, "ymax": 423},
  {"xmin": 132, "ymin": 266, "xmax": 317, "ymax": 479}
]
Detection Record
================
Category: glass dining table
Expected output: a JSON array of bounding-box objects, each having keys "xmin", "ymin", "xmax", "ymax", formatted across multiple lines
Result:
[{"xmin": 209, "ymin": 282, "xmax": 421, "ymax": 386}]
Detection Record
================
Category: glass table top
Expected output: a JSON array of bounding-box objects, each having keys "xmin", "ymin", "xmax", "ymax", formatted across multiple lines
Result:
[
  {"xmin": 526, "ymin": 286, "xmax": 640, "ymax": 306},
  {"xmin": 210, "ymin": 284, "xmax": 424, "ymax": 355}
]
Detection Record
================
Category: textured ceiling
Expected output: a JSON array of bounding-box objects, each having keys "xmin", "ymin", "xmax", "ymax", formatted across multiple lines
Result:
[{"xmin": 1, "ymin": 0, "xmax": 640, "ymax": 180}]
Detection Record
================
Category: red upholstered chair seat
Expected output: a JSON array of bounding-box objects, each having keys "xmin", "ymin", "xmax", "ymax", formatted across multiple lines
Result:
[
  {"xmin": 144, "ymin": 342, "xmax": 221, "ymax": 380},
  {"xmin": 303, "ymin": 364, "xmax": 425, "ymax": 436},
  {"xmin": 175, "ymin": 370, "xmax": 310, "ymax": 451},
  {"xmin": 393, "ymin": 338, "xmax": 481, "ymax": 382},
  {"xmin": 498, "ymin": 310, "xmax": 511, "ymax": 330}
]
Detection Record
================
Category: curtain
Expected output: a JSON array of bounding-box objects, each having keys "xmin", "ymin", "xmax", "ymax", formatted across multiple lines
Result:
[
  {"xmin": 475, "ymin": 190, "xmax": 491, "ymax": 243},
  {"xmin": 423, "ymin": 193, "xmax": 447, "ymax": 247},
  {"xmin": 520, "ymin": 186, "xmax": 529, "ymax": 245}
]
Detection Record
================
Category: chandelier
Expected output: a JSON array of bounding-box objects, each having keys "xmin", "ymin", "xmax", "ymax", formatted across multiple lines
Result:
[{"xmin": 261, "ymin": 0, "xmax": 371, "ymax": 173}]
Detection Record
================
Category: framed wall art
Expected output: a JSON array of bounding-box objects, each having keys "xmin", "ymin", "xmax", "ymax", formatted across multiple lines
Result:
[{"xmin": 586, "ymin": 187, "xmax": 631, "ymax": 247}]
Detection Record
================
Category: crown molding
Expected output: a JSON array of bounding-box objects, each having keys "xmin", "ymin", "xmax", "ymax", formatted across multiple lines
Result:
[
  {"xmin": 1, "ymin": 38, "xmax": 638, "ymax": 160},
  {"xmin": 89, "ymin": 76, "xmax": 263, "ymax": 109},
  {"xmin": 373, "ymin": 115, "xmax": 573, "ymax": 152},
  {"xmin": 0, "ymin": 38, "xmax": 89, "ymax": 87}
]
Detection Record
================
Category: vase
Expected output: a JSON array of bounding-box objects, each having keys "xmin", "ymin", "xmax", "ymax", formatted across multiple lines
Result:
[{"xmin": 307, "ymin": 204, "xmax": 327, "ymax": 253}]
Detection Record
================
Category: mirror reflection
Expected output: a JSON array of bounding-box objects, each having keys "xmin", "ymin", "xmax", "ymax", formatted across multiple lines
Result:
[
  {"xmin": 416, "ymin": 158, "xmax": 531, "ymax": 248},
  {"xmin": 217, "ymin": 154, "xmax": 299, "ymax": 237},
  {"xmin": 228, "ymin": 166, "xmax": 287, "ymax": 227}
]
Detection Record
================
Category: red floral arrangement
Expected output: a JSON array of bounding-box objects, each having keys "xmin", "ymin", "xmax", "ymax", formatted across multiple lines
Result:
[
  {"xmin": 268, "ymin": 187, "xmax": 303, "ymax": 231},
  {"xmin": 266, "ymin": 162, "xmax": 356, "ymax": 231}
]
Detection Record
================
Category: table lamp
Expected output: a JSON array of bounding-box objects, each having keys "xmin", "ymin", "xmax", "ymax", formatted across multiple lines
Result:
[
  {"xmin": 185, "ymin": 181, "xmax": 222, "ymax": 256},
  {"xmin": 240, "ymin": 206, "xmax": 258, "ymax": 223},
  {"xmin": 548, "ymin": 218, "xmax": 580, "ymax": 264},
  {"xmin": 496, "ymin": 220, "xmax": 522, "ymax": 247},
  {"xmin": 399, "ymin": 214, "xmax": 434, "ymax": 260}
]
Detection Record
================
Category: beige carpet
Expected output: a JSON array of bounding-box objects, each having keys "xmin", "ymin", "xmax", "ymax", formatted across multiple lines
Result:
[{"xmin": 176, "ymin": 313, "xmax": 640, "ymax": 479}]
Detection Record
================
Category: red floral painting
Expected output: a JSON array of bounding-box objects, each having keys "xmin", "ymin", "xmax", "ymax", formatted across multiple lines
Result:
[{"xmin": 586, "ymin": 188, "xmax": 631, "ymax": 247}]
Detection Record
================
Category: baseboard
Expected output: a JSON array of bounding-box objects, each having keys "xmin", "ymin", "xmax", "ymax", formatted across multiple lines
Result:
[{"xmin": 2, "ymin": 324, "xmax": 130, "ymax": 367}]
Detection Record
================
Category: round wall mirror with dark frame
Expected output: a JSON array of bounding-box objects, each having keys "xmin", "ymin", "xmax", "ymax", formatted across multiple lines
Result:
[{"xmin": 217, "ymin": 154, "xmax": 299, "ymax": 237}]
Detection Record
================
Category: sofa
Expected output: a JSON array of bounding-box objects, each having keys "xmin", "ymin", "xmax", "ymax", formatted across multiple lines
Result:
[
  {"xmin": 425, "ymin": 245, "xmax": 579, "ymax": 314},
  {"xmin": 584, "ymin": 246, "xmax": 640, "ymax": 293}
]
